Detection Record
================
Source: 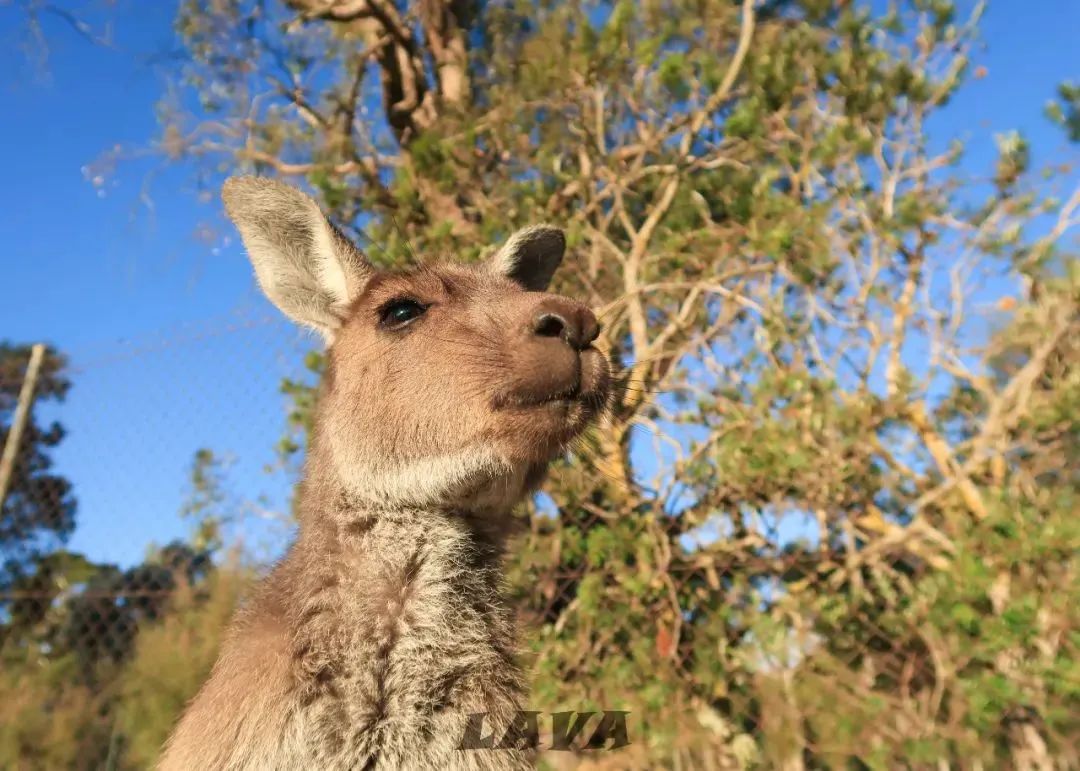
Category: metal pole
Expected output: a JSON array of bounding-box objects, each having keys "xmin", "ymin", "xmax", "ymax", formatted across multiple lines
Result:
[{"xmin": 0, "ymin": 343, "xmax": 46, "ymax": 511}]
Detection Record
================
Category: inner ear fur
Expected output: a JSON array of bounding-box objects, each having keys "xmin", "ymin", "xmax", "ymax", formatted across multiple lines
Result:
[{"xmin": 222, "ymin": 176, "xmax": 373, "ymax": 337}]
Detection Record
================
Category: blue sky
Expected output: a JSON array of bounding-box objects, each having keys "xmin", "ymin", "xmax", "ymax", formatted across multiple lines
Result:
[{"xmin": 0, "ymin": 1, "xmax": 1077, "ymax": 568}]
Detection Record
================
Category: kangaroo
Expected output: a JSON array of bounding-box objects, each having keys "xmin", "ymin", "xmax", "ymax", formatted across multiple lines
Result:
[{"xmin": 159, "ymin": 176, "xmax": 610, "ymax": 770}]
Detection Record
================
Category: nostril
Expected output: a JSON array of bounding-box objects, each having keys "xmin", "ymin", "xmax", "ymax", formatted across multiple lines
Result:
[{"xmin": 534, "ymin": 313, "xmax": 568, "ymax": 340}]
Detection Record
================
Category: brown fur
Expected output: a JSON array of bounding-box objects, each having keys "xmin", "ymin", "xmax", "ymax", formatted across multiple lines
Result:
[{"xmin": 159, "ymin": 177, "xmax": 610, "ymax": 770}]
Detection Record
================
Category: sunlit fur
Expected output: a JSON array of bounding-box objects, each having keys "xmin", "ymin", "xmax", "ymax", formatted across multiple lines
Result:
[{"xmin": 159, "ymin": 178, "xmax": 609, "ymax": 771}]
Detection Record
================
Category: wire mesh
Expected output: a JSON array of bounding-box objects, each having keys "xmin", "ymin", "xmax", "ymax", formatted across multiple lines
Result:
[{"xmin": 0, "ymin": 315, "xmax": 1075, "ymax": 770}]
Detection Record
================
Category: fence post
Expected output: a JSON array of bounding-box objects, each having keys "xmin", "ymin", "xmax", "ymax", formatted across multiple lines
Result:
[{"xmin": 0, "ymin": 343, "xmax": 46, "ymax": 511}]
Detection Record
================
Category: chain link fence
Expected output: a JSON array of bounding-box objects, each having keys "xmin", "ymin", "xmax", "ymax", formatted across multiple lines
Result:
[{"xmin": 1, "ymin": 314, "xmax": 1076, "ymax": 770}]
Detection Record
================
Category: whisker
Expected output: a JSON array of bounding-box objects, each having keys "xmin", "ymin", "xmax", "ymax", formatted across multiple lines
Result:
[
  {"xmin": 442, "ymin": 313, "xmax": 502, "ymax": 350},
  {"xmin": 353, "ymin": 226, "xmax": 394, "ymax": 267},
  {"xmin": 389, "ymin": 214, "xmax": 418, "ymax": 265}
]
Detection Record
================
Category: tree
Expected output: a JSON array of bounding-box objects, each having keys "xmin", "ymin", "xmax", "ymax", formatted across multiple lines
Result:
[
  {"xmin": 0, "ymin": 445, "xmax": 230, "ymax": 768},
  {"xmin": 91, "ymin": 0, "xmax": 1080, "ymax": 766},
  {"xmin": 1046, "ymin": 81, "xmax": 1080, "ymax": 143},
  {"xmin": 116, "ymin": 563, "xmax": 251, "ymax": 769},
  {"xmin": 0, "ymin": 343, "xmax": 77, "ymax": 633}
]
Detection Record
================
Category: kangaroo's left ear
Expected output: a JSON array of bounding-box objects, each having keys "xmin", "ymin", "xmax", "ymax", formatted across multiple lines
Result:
[{"xmin": 488, "ymin": 225, "xmax": 566, "ymax": 291}]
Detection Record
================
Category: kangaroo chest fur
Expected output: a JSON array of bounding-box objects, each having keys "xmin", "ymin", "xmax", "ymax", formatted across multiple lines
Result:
[{"xmin": 274, "ymin": 507, "xmax": 532, "ymax": 770}]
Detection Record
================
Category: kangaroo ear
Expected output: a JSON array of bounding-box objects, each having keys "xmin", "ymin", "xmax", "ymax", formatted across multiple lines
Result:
[
  {"xmin": 222, "ymin": 176, "xmax": 373, "ymax": 339},
  {"xmin": 488, "ymin": 225, "xmax": 565, "ymax": 291}
]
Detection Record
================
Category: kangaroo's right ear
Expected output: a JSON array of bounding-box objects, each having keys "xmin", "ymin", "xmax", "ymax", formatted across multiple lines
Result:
[{"xmin": 222, "ymin": 176, "xmax": 373, "ymax": 340}]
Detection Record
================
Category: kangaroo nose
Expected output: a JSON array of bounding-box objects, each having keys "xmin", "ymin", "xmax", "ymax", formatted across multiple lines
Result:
[{"xmin": 531, "ymin": 299, "xmax": 599, "ymax": 350}]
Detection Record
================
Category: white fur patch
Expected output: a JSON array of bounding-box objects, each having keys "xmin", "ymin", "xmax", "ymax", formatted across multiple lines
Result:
[
  {"xmin": 336, "ymin": 445, "xmax": 523, "ymax": 510},
  {"xmin": 488, "ymin": 225, "xmax": 565, "ymax": 291},
  {"xmin": 312, "ymin": 223, "xmax": 351, "ymax": 312}
]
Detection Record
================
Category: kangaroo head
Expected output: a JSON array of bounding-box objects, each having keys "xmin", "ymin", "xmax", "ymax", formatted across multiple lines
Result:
[{"xmin": 222, "ymin": 176, "xmax": 610, "ymax": 512}]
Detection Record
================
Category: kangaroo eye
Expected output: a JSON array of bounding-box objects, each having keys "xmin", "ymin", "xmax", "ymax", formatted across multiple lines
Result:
[{"xmin": 379, "ymin": 298, "xmax": 427, "ymax": 328}]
